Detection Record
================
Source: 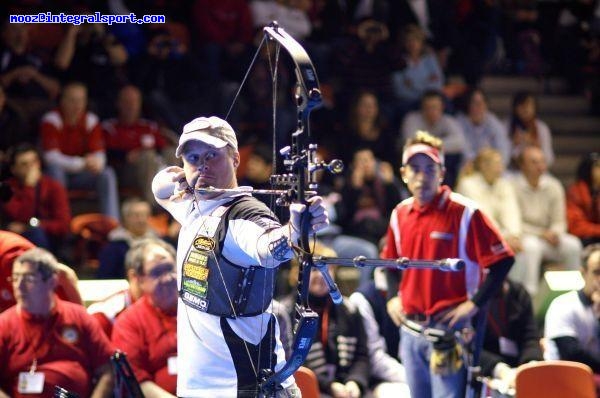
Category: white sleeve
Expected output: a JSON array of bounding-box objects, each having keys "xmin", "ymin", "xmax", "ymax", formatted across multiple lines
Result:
[
  {"xmin": 544, "ymin": 295, "xmax": 579, "ymax": 340},
  {"xmin": 151, "ymin": 168, "xmax": 190, "ymax": 223},
  {"xmin": 44, "ymin": 149, "xmax": 85, "ymax": 172},
  {"xmin": 349, "ymin": 292, "xmax": 406, "ymax": 383}
]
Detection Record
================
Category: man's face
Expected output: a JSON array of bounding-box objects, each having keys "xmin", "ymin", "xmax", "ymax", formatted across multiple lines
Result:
[
  {"xmin": 140, "ymin": 245, "xmax": 177, "ymax": 311},
  {"xmin": 11, "ymin": 260, "xmax": 55, "ymax": 314},
  {"xmin": 520, "ymin": 147, "xmax": 547, "ymax": 182},
  {"xmin": 60, "ymin": 85, "xmax": 87, "ymax": 119},
  {"xmin": 401, "ymin": 153, "xmax": 443, "ymax": 205},
  {"xmin": 469, "ymin": 91, "xmax": 487, "ymax": 124},
  {"xmin": 583, "ymin": 251, "xmax": 600, "ymax": 296},
  {"xmin": 11, "ymin": 150, "xmax": 40, "ymax": 181},
  {"xmin": 479, "ymin": 152, "xmax": 504, "ymax": 182},
  {"xmin": 117, "ymin": 86, "xmax": 142, "ymax": 121},
  {"xmin": 422, "ymin": 97, "xmax": 444, "ymax": 125},
  {"xmin": 123, "ymin": 202, "xmax": 151, "ymax": 237},
  {"xmin": 181, "ymin": 141, "xmax": 239, "ymax": 197}
]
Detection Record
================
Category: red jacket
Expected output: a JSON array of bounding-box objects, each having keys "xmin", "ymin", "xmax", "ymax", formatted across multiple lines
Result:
[
  {"xmin": 567, "ymin": 180, "xmax": 600, "ymax": 239},
  {"xmin": 1, "ymin": 175, "xmax": 71, "ymax": 236}
]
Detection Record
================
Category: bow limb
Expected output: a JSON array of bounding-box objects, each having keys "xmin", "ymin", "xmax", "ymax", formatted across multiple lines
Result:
[{"xmin": 258, "ymin": 22, "xmax": 323, "ymax": 396}]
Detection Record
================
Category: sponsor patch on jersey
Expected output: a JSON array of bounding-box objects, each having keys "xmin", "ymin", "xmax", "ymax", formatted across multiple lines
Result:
[
  {"xmin": 183, "ymin": 263, "xmax": 209, "ymax": 281},
  {"xmin": 61, "ymin": 326, "xmax": 79, "ymax": 344},
  {"xmin": 193, "ymin": 236, "xmax": 216, "ymax": 251},
  {"xmin": 183, "ymin": 279, "xmax": 208, "ymax": 297},
  {"xmin": 187, "ymin": 251, "xmax": 208, "ymax": 266},
  {"xmin": 181, "ymin": 291, "xmax": 209, "ymax": 312},
  {"xmin": 430, "ymin": 231, "xmax": 454, "ymax": 240}
]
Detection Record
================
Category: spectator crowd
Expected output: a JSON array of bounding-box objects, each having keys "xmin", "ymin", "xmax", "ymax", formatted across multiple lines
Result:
[{"xmin": 0, "ymin": 0, "xmax": 600, "ymax": 397}]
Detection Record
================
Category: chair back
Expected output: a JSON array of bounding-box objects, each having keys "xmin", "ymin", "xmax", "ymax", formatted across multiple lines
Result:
[
  {"xmin": 515, "ymin": 360, "xmax": 596, "ymax": 398},
  {"xmin": 294, "ymin": 366, "xmax": 320, "ymax": 398},
  {"xmin": 70, "ymin": 213, "xmax": 119, "ymax": 271}
]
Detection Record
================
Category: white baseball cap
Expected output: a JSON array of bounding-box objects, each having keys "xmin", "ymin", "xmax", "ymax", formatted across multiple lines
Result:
[{"xmin": 176, "ymin": 116, "xmax": 238, "ymax": 157}]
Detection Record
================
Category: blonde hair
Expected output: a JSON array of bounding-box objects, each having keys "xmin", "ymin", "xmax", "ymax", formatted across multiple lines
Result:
[{"xmin": 404, "ymin": 130, "xmax": 443, "ymax": 151}]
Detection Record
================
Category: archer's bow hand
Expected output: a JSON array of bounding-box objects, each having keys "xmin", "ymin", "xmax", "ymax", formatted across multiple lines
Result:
[{"xmin": 289, "ymin": 196, "xmax": 329, "ymax": 241}]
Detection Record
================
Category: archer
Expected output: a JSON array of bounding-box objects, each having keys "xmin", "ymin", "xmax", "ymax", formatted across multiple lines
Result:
[{"xmin": 151, "ymin": 116, "xmax": 329, "ymax": 397}]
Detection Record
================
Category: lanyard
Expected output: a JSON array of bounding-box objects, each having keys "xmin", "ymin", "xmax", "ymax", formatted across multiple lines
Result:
[{"xmin": 18, "ymin": 307, "xmax": 56, "ymax": 372}]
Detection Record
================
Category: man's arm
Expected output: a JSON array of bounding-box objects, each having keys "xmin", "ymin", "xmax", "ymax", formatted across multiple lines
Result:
[
  {"xmin": 90, "ymin": 363, "xmax": 114, "ymax": 398},
  {"xmin": 553, "ymin": 336, "xmax": 600, "ymax": 373},
  {"xmin": 140, "ymin": 381, "xmax": 176, "ymax": 398}
]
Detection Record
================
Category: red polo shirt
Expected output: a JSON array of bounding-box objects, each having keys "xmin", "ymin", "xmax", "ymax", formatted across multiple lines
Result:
[
  {"xmin": 0, "ymin": 298, "xmax": 114, "ymax": 397},
  {"xmin": 381, "ymin": 186, "xmax": 513, "ymax": 315},
  {"xmin": 40, "ymin": 109, "xmax": 104, "ymax": 156},
  {"xmin": 112, "ymin": 295, "xmax": 177, "ymax": 394}
]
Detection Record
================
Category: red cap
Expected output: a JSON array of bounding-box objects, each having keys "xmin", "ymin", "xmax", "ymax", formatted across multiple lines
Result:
[{"xmin": 402, "ymin": 143, "xmax": 444, "ymax": 166}]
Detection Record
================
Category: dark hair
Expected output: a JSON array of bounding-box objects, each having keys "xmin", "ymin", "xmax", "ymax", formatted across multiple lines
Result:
[
  {"xmin": 458, "ymin": 87, "xmax": 487, "ymax": 114},
  {"xmin": 125, "ymin": 238, "xmax": 176, "ymax": 275},
  {"xmin": 8, "ymin": 142, "xmax": 40, "ymax": 167},
  {"xmin": 576, "ymin": 152, "xmax": 600, "ymax": 187},
  {"xmin": 15, "ymin": 248, "xmax": 59, "ymax": 281},
  {"xmin": 582, "ymin": 243, "xmax": 600, "ymax": 269},
  {"xmin": 348, "ymin": 89, "xmax": 383, "ymax": 132}
]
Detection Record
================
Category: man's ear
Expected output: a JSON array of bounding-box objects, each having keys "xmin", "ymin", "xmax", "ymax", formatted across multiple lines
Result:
[
  {"xmin": 400, "ymin": 166, "xmax": 408, "ymax": 183},
  {"xmin": 439, "ymin": 166, "xmax": 446, "ymax": 183},
  {"xmin": 233, "ymin": 151, "xmax": 241, "ymax": 169}
]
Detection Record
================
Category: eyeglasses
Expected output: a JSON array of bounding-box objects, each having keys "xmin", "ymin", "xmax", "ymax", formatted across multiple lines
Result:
[
  {"xmin": 143, "ymin": 263, "xmax": 176, "ymax": 280},
  {"xmin": 8, "ymin": 272, "xmax": 42, "ymax": 284}
]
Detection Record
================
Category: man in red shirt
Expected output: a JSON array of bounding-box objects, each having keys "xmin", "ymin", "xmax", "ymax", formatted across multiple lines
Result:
[
  {"xmin": 103, "ymin": 85, "xmax": 176, "ymax": 205},
  {"xmin": 40, "ymin": 81, "xmax": 120, "ymax": 220},
  {"xmin": 383, "ymin": 131, "xmax": 514, "ymax": 398},
  {"xmin": 0, "ymin": 247, "xmax": 113, "ymax": 397},
  {"xmin": 0, "ymin": 231, "xmax": 82, "ymax": 313},
  {"xmin": 1, "ymin": 143, "xmax": 71, "ymax": 250},
  {"xmin": 112, "ymin": 238, "xmax": 177, "ymax": 396}
]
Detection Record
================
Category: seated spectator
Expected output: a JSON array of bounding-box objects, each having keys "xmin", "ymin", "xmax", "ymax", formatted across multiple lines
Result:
[
  {"xmin": 510, "ymin": 145, "xmax": 582, "ymax": 296},
  {"xmin": 0, "ymin": 247, "xmax": 113, "ymax": 397},
  {"xmin": 130, "ymin": 27, "xmax": 213, "ymax": 132},
  {"xmin": 112, "ymin": 238, "xmax": 177, "ymax": 397},
  {"xmin": 339, "ymin": 147, "xmax": 403, "ymax": 245},
  {"xmin": 1, "ymin": 143, "xmax": 71, "ymax": 250},
  {"xmin": 456, "ymin": 148, "xmax": 522, "ymax": 254},
  {"xmin": 191, "ymin": 0, "xmax": 255, "ymax": 84},
  {"xmin": 281, "ymin": 244, "xmax": 370, "ymax": 398},
  {"xmin": 88, "ymin": 238, "xmax": 147, "ymax": 337},
  {"xmin": 544, "ymin": 244, "xmax": 600, "ymax": 374},
  {"xmin": 400, "ymin": 90, "xmax": 467, "ymax": 187},
  {"xmin": 505, "ymin": 91, "xmax": 554, "ymax": 168},
  {"xmin": 338, "ymin": 90, "xmax": 398, "ymax": 167},
  {"xmin": 480, "ymin": 278, "xmax": 543, "ymax": 393},
  {"xmin": 567, "ymin": 152, "xmax": 600, "ymax": 246},
  {"xmin": 349, "ymin": 268, "xmax": 411, "ymax": 397},
  {"xmin": 334, "ymin": 18, "xmax": 405, "ymax": 111},
  {"xmin": 250, "ymin": 0, "xmax": 312, "ymax": 41},
  {"xmin": 456, "ymin": 88, "xmax": 510, "ymax": 168},
  {"xmin": 40, "ymin": 81, "xmax": 120, "ymax": 220},
  {"xmin": 97, "ymin": 198, "xmax": 158, "ymax": 280},
  {"xmin": 103, "ymin": 85, "xmax": 176, "ymax": 205},
  {"xmin": 392, "ymin": 24, "xmax": 444, "ymax": 116},
  {"xmin": 54, "ymin": 23, "xmax": 129, "ymax": 118},
  {"xmin": 0, "ymin": 21, "xmax": 60, "ymax": 124},
  {"xmin": 0, "ymin": 230, "xmax": 82, "ymax": 313},
  {"xmin": 0, "ymin": 85, "xmax": 32, "ymax": 165}
]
